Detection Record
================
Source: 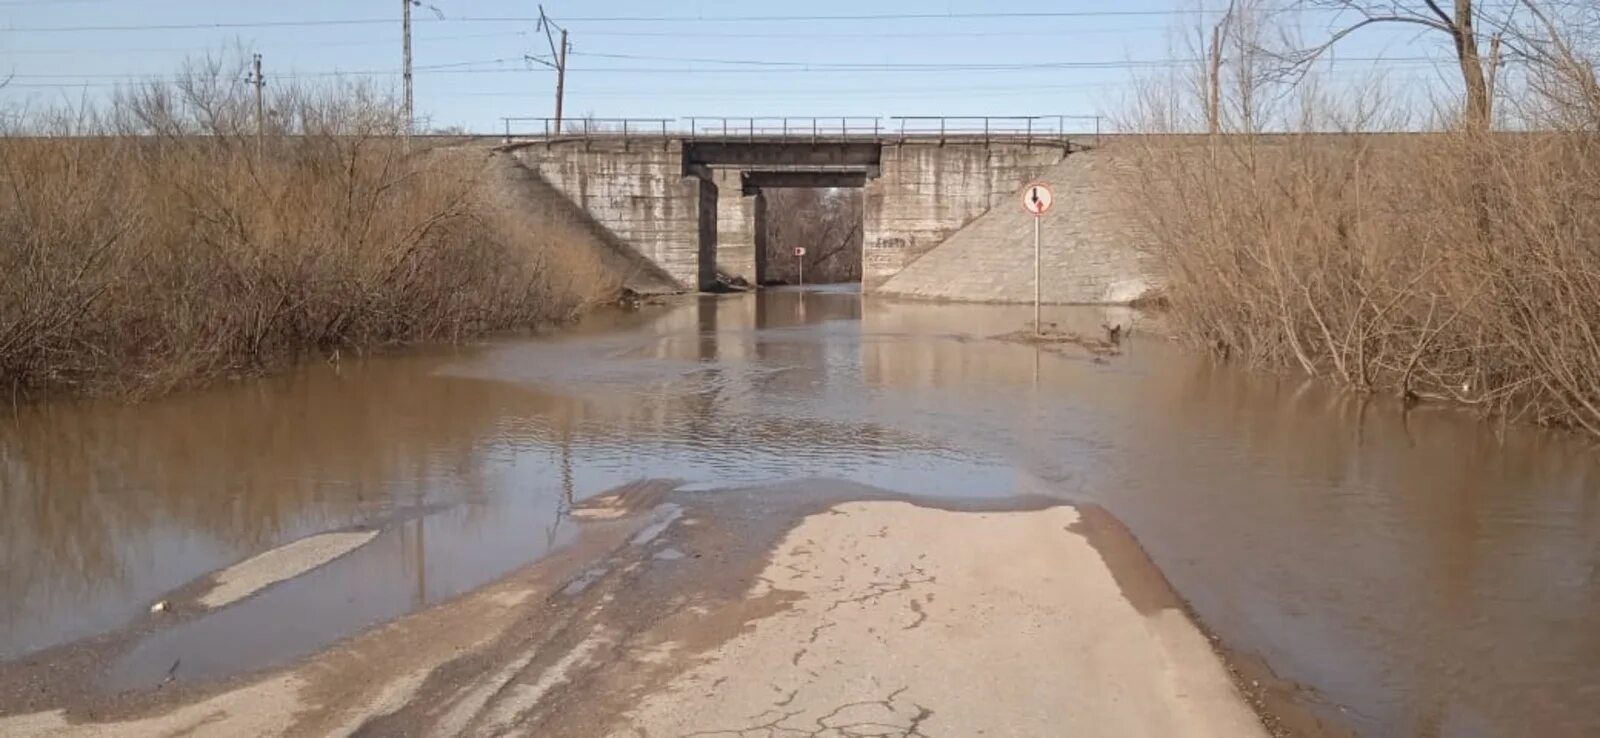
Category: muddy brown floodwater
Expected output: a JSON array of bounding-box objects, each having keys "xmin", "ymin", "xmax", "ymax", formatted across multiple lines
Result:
[{"xmin": 2, "ymin": 286, "xmax": 1598, "ymax": 737}]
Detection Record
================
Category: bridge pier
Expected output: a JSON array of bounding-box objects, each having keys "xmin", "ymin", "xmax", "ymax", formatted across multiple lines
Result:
[
  {"xmin": 695, "ymin": 174, "xmax": 718, "ymax": 292},
  {"xmin": 713, "ymin": 168, "xmax": 756, "ymax": 286}
]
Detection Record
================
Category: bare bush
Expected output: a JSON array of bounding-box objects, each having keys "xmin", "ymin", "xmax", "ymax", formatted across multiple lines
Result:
[
  {"xmin": 0, "ymin": 56, "xmax": 615, "ymax": 398},
  {"xmin": 760, "ymin": 188, "xmax": 863, "ymax": 284},
  {"xmin": 1122, "ymin": 5, "xmax": 1600, "ymax": 438}
]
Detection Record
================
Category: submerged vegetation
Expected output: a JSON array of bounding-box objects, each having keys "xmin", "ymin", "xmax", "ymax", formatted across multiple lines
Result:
[
  {"xmin": 1124, "ymin": 1, "xmax": 1600, "ymax": 438},
  {"xmin": 0, "ymin": 57, "xmax": 617, "ymax": 399}
]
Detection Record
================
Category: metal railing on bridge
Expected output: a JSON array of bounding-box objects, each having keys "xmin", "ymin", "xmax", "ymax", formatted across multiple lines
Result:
[
  {"xmin": 499, "ymin": 115, "xmax": 1104, "ymax": 147},
  {"xmin": 684, "ymin": 117, "xmax": 884, "ymax": 142},
  {"xmin": 891, "ymin": 116, "xmax": 1102, "ymax": 145},
  {"xmin": 501, "ymin": 117, "xmax": 677, "ymax": 140}
]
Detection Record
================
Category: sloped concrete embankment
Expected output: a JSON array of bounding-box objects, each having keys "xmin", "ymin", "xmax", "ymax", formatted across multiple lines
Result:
[
  {"xmin": 476, "ymin": 150, "xmax": 683, "ymax": 295},
  {"xmin": 877, "ymin": 145, "xmax": 1158, "ymax": 304}
]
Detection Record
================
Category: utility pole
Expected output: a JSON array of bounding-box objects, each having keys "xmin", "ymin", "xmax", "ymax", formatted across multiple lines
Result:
[
  {"xmin": 554, "ymin": 27, "xmax": 568, "ymax": 132},
  {"xmin": 246, "ymin": 53, "xmax": 266, "ymax": 157},
  {"xmin": 531, "ymin": 5, "xmax": 569, "ymax": 133},
  {"xmin": 402, "ymin": 0, "xmax": 414, "ymax": 147}
]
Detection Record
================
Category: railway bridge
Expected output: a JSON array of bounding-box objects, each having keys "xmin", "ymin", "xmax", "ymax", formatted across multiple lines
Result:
[{"xmin": 498, "ymin": 116, "xmax": 1112, "ymax": 292}]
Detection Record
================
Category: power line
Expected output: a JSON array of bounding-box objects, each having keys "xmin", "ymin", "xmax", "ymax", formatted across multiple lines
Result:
[
  {"xmin": 566, "ymin": 51, "xmax": 1452, "ymax": 71},
  {"xmin": 577, "ymin": 28, "xmax": 1176, "ymax": 39},
  {"xmin": 0, "ymin": 9, "xmax": 1329, "ymax": 33},
  {"xmin": 0, "ymin": 4, "xmax": 1536, "ymax": 33},
  {"xmin": 0, "ymin": 54, "xmax": 1454, "ymax": 83},
  {"xmin": 2, "ymin": 18, "xmax": 411, "ymax": 32},
  {"xmin": 548, "ymin": 10, "xmax": 1222, "ymax": 23},
  {"xmin": 449, "ymin": 74, "xmax": 1450, "ymax": 99},
  {"xmin": 545, "ymin": 4, "xmax": 1525, "ymax": 23},
  {"xmin": 0, "ymin": 31, "xmax": 531, "ymax": 55}
]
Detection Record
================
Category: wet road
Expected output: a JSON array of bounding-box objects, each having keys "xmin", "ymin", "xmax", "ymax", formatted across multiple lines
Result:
[{"xmin": 2, "ymin": 287, "xmax": 1599, "ymax": 737}]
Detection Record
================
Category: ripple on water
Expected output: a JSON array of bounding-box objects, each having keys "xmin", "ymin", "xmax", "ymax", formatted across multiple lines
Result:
[{"xmin": 2, "ymin": 289, "xmax": 1598, "ymax": 738}]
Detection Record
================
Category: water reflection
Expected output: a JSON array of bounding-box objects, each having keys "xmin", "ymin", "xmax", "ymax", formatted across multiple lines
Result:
[
  {"xmin": 0, "ymin": 352, "xmax": 580, "ymax": 658},
  {"xmin": 2, "ymin": 288, "xmax": 1599, "ymax": 737},
  {"xmin": 1102, "ymin": 362, "xmax": 1600, "ymax": 738}
]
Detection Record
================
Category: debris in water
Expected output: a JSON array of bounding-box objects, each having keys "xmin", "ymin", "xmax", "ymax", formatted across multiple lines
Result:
[
  {"xmin": 993, "ymin": 329, "xmax": 1122, "ymax": 358},
  {"xmin": 1102, "ymin": 322, "xmax": 1124, "ymax": 345},
  {"xmin": 158, "ymin": 658, "xmax": 180, "ymax": 687}
]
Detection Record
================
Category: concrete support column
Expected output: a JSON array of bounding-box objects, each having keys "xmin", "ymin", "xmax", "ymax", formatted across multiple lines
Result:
[
  {"xmin": 752, "ymin": 189, "xmax": 769, "ymax": 285},
  {"xmin": 713, "ymin": 168, "xmax": 756, "ymax": 284},
  {"xmin": 695, "ymin": 174, "xmax": 718, "ymax": 291},
  {"xmin": 860, "ymin": 173, "xmax": 897, "ymax": 290}
]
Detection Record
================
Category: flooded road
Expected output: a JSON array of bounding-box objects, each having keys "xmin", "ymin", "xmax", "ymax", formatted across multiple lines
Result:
[{"xmin": 2, "ymin": 287, "xmax": 1598, "ymax": 737}]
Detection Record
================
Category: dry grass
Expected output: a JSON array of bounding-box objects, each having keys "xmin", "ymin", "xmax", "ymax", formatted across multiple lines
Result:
[
  {"xmin": 0, "ymin": 59, "xmax": 618, "ymax": 399},
  {"xmin": 1125, "ymin": 129, "xmax": 1600, "ymax": 437},
  {"xmin": 1113, "ymin": 0, "xmax": 1600, "ymax": 439}
]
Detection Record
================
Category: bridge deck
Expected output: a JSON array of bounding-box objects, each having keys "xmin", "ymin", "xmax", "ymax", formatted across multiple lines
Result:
[{"xmin": 498, "ymin": 115, "xmax": 1103, "ymax": 148}]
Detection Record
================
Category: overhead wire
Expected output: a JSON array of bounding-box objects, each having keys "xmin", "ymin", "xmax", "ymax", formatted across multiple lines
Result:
[
  {"xmin": 0, "ymin": 6, "xmax": 1463, "ymax": 33},
  {"xmin": 0, "ymin": 6, "xmax": 1486, "ymax": 112},
  {"xmin": 0, "ymin": 3, "xmax": 1533, "ymax": 32},
  {"xmin": 0, "ymin": 54, "xmax": 1454, "ymax": 85},
  {"xmin": 0, "ymin": 30, "xmax": 531, "ymax": 55}
]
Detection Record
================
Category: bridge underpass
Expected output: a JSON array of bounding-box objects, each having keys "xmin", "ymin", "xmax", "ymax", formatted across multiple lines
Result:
[
  {"xmin": 741, "ymin": 172, "xmax": 867, "ymax": 286},
  {"xmin": 498, "ymin": 116, "xmax": 1127, "ymax": 296},
  {"xmin": 687, "ymin": 138, "xmax": 881, "ymax": 289}
]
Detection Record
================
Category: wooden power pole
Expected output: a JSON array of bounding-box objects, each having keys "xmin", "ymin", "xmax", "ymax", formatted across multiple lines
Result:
[
  {"xmin": 402, "ymin": 0, "xmax": 414, "ymax": 145},
  {"xmin": 554, "ymin": 27, "xmax": 568, "ymax": 132},
  {"xmin": 247, "ymin": 53, "xmax": 266, "ymax": 156}
]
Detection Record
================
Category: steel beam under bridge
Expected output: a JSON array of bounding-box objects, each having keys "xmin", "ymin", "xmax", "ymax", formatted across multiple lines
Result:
[{"xmin": 741, "ymin": 170, "xmax": 869, "ymax": 194}]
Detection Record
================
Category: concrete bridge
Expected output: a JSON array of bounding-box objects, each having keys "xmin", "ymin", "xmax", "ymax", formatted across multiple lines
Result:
[{"xmin": 496, "ymin": 116, "xmax": 1152, "ymax": 302}]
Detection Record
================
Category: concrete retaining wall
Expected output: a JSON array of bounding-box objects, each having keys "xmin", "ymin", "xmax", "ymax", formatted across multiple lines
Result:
[
  {"xmin": 862, "ymin": 143, "xmax": 1066, "ymax": 289},
  {"xmin": 475, "ymin": 151, "xmax": 680, "ymax": 295},
  {"xmin": 876, "ymin": 145, "xmax": 1157, "ymax": 304},
  {"xmin": 509, "ymin": 140, "xmax": 703, "ymax": 289}
]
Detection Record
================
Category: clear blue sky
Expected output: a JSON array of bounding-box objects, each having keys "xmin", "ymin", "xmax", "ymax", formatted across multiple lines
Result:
[{"xmin": 0, "ymin": 1, "xmax": 1466, "ymax": 132}]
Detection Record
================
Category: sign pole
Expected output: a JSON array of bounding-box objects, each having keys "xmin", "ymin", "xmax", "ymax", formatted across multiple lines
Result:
[
  {"xmin": 1020, "ymin": 181, "xmax": 1054, "ymax": 337},
  {"xmin": 1034, "ymin": 213, "xmax": 1041, "ymax": 336}
]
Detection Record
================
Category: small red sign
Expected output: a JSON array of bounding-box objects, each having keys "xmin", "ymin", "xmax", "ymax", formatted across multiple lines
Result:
[{"xmin": 794, "ymin": 247, "xmax": 806, "ymax": 257}]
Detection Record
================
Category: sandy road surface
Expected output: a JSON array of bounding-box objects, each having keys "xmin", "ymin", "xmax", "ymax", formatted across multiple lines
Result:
[
  {"xmin": 0, "ymin": 488, "xmax": 1269, "ymax": 737},
  {"xmin": 616, "ymin": 501, "xmax": 1267, "ymax": 738}
]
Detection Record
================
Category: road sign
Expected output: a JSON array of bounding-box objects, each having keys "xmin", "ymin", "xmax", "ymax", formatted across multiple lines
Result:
[
  {"xmin": 794, "ymin": 247, "xmax": 806, "ymax": 256},
  {"xmin": 1022, "ymin": 182, "xmax": 1054, "ymax": 216},
  {"xmin": 1020, "ymin": 182, "xmax": 1054, "ymax": 335}
]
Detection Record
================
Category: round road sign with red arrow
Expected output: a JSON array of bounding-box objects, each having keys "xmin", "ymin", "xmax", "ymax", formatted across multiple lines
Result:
[{"xmin": 1021, "ymin": 182, "xmax": 1054, "ymax": 216}]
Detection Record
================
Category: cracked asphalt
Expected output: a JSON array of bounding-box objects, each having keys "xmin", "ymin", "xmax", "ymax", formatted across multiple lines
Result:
[
  {"xmin": 612, "ymin": 498, "xmax": 1267, "ymax": 738},
  {"xmin": 0, "ymin": 482, "xmax": 1271, "ymax": 737}
]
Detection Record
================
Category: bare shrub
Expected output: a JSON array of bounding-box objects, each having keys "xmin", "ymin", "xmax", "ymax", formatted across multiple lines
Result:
[
  {"xmin": 1121, "ymin": 3, "xmax": 1600, "ymax": 438},
  {"xmin": 760, "ymin": 188, "xmax": 863, "ymax": 285},
  {"xmin": 0, "ymin": 56, "xmax": 615, "ymax": 398}
]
